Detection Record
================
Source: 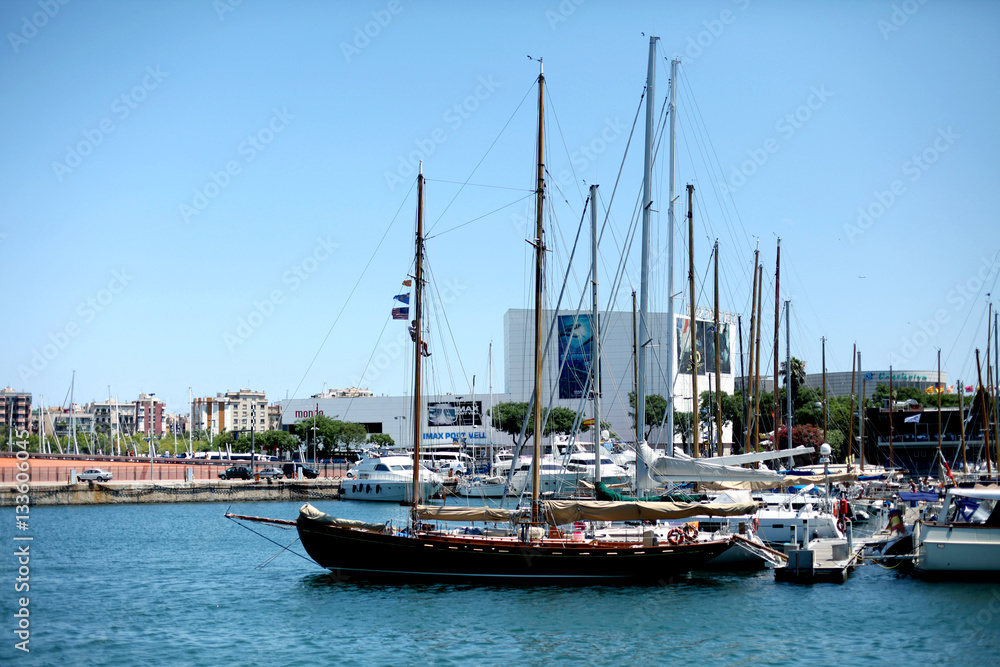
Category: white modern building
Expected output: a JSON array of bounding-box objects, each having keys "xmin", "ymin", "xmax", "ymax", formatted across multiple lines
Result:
[{"xmin": 279, "ymin": 308, "xmax": 737, "ymax": 449}]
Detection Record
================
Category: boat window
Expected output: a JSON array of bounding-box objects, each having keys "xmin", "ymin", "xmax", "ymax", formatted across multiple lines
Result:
[
  {"xmin": 374, "ymin": 464, "xmax": 390, "ymax": 472},
  {"xmin": 390, "ymin": 465, "xmax": 405, "ymax": 471}
]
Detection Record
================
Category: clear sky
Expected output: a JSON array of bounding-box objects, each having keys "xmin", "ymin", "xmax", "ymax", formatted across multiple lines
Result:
[{"xmin": 2, "ymin": 0, "xmax": 998, "ymax": 414}]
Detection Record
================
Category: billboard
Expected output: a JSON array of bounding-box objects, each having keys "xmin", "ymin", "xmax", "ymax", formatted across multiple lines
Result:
[
  {"xmin": 427, "ymin": 401, "xmax": 482, "ymax": 427},
  {"xmin": 558, "ymin": 314, "xmax": 598, "ymax": 399},
  {"xmin": 677, "ymin": 317, "xmax": 731, "ymax": 375}
]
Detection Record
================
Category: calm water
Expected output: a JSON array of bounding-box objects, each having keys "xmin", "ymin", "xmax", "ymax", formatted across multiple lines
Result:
[{"xmin": 3, "ymin": 499, "xmax": 999, "ymax": 666}]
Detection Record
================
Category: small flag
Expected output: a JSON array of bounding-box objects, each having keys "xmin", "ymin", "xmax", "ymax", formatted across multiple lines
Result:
[
  {"xmin": 965, "ymin": 385, "xmax": 975, "ymax": 393},
  {"xmin": 904, "ymin": 414, "xmax": 921, "ymax": 424},
  {"xmin": 392, "ymin": 307, "xmax": 409, "ymax": 320},
  {"xmin": 394, "ymin": 293, "xmax": 410, "ymax": 304},
  {"xmin": 402, "ymin": 279, "xmax": 412, "ymax": 286},
  {"xmin": 582, "ymin": 418, "xmax": 595, "ymax": 427}
]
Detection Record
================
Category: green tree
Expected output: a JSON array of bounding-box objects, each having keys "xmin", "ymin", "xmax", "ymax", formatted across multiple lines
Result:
[
  {"xmin": 780, "ymin": 356, "xmax": 807, "ymax": 407},
  {"xmin": 547, "ymin": 406, "xmax": 589, "ymax": 436},
  {"xmin": 486, "ymin": 401, "xmax": 573, "ymax": 445},
  {"xmin": 293, "ymin": 414, "xmax": 368, "ymax": 455},
  {"xmin": 673, "ymin": 411, "xmax": 694, "ymax": 453},
  {"xmin": 368, "ymin": 433, "xmax": 395, "ymax": 447},
  {"xmin": 262, "ymin": 429, "xmax": 299, "ymax": 453},
  {"xmin": 628, "ymin": 391, "xmax": 670, "ymax": 440}
]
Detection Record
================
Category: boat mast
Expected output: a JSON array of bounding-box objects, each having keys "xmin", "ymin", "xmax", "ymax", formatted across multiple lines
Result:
[
  {"xmin": 70, "ymin": 370, "xmax": 78, "ymax": 455},
  {"xmin": 713, "ymin": 240, "xmax": 722, "ymax": 456},
  {"xmin": 859, "ymin": 350, "xmax": 865, "ymax": 472},
  {"xmin": 632, "ymin": 290, "xmax": 638, "ymax": 443},
  {"xmin": 822, "ymin": 337, "xmax": 827, "ymax": 438},
  {"xmin": 411, "ymin": 164, "xmax": 426, "ymax": 510},
  {"xmin": 636, "ymin": 35, "xmax": 658, "ymax": 477},
  {"xmin": 753, "ymin": 265, "xmax": 763, "ymax": 453},
  {"xmin": 975, "ymin": 349, "xmax": 992, "ymax": 478},
  {"xmin": 785, "ymin": 299, "xmax": 792, "ymax": 463},
  {"xmin": 849, "ymin": 343, "xmax": 856, "ymax": 467},
  {"xmin": 590, "ymin": 183, "xmax": 602, "ymax": 485},
  {"xmin": 773, "ymin": 239, "xmax": 781, "ymax": 451},
  {"xmin": 889, "ymin": 365, "xmax": 894, "ymax": 470},
  {"xmin": 687, "ymin": 184, "xmax": 698, "ymax": 458},
  {"xmin": 744, "ymin": 250, "xmax": 759, "ymax": 454},
  {"xmin": 488, "ymin": 342, "xmax": 495, "ymax": 473},
  {"xmin": 995, "ymin": 311, "xmax": 1000, "ymax": 472},
  {"xmin": 531, "ymin": 60, "xmax": 546, "ymax": 520},
  {"xmin": 958, "ymin": 380, "xmax": 967, "ymax": 473},
  {"xmin": 937, "ymin": 349, "xmax": 943, "ymax": 467},
  {"xmin": 666, "ymin": 56, "xmax": 678, "ymax": 458}
]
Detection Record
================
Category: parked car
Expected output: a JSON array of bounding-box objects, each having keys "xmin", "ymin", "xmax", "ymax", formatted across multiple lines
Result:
[
  {"xmin": 282, "ymin": 463, "xmax": 319, "ymax": 479},
  {"xmin": 219, "ymin": 466, "xmax": 253, "ymax": 480},
  {"xmin": 257, "ymin": 466, "xmax": 284, "ymax": 479},
  {"xmin": 78, "ymin": 468, "xmax": 113, "ymax": 482}
]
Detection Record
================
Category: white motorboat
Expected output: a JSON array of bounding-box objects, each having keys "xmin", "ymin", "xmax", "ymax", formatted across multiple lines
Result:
[
  {"xmin": 911, "ymin": 486, "xmax": 1000, "ymax": 577},
  {"xmin": 342, "ymin": 452, "xmax": 443, "ymax": 502}
]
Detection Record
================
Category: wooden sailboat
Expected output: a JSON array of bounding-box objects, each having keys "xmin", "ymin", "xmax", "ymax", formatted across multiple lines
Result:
[{"xmin": 289, "ymin": 55, "xmax": 745, "ymax": 584}]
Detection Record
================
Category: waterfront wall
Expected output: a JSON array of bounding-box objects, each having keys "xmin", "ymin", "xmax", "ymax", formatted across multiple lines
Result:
[{"xmin": 0, "ymin": 479, "xmax": 344, "ymax": 507}]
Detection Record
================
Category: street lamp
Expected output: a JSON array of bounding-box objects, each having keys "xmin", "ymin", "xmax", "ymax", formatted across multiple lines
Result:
[
  {"xmin": 394, "ymin": 415, "xmax": 406, "ymax": 450},
  {"xmin": 819, "ymin": 442, "xmax": 832, "ymax": 513}
]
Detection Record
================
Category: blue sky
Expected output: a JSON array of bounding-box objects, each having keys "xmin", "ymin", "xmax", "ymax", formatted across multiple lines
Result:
[{"xmin": 2, "ymin": 0, "xmax": 998, "ymax": 413}]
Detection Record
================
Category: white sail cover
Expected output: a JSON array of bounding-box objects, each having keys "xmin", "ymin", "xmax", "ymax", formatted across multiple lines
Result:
[
  {"xmin": 638, "ymin": 442, "xmax": 786, "ymax": 483},
  {"xmin": 299, "ymin": 503, "xmax": 390, "ymax": 532}
]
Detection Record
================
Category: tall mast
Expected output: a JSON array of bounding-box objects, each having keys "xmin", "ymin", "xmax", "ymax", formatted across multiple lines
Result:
[
  {"xmin": 713, "ymin": 240, "xmax": 723, "ymax": 457},
  {"xmin": 744, "ymin": 251, "xmax": 759, "ymax": 454},
  {"xmin": 773, "ymin": 239, "xmax": 781, "ymax": 448},
  {"xmin": 753, "ymin": 265, "xmax": 763, "ymax": 453},
  {"xmin": 995, "ymin": 311, "xmax": 1000, "ymax": 472},
  {"xmin": 632, "ymin": 290, "xmax": 639, "ymax": 443},
  {"xmin": 958, "ymin": 380, "xmax": 967, "ymax": 473},
  {"xmin": 889, "ymin": 365, "xmax": 894, "ymax": 470},
  {"xmin": 687, "ymin": 184, "xmax": 698, "ymax": 458},
  {"xmin": 785, "ymin": 300, "xmax": 792, "ymax": 459},
  {"xmin": 849, "ymin": 343, "xmax": 856, "ymax": 467},
  {"xmin": 410, "ymin": 164, "xmax": 426, "ymax": 510},
  {"xmin": 70, "ymin": 370, "xmax": 78, "ymax": 455},
  {"xmin": 531, "ymin": 61, "xmax": 546, "ymax": 518},
  {"xmin": 937, "ymin": 349, "xmax": 943, "ymax": 467},
  {"xmin": 976, "ymin": 349, "xmax": 992, "ymax": 477},
  {"xmin": 590, "ymin": 184, "xmax": 601, "ymax": 485},
  {"xmin": 665, "ymin": 57, "xmax": 679, "ymax": 458},
  {"xmin": 636, "ymin": 35, "xmax": 658, "ymax": 470},
  {"xmin": 822, "ymin": 337, "xmax": 827, "ymax": 438}
]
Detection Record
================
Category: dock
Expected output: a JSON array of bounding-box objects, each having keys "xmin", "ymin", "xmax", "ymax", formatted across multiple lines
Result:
[{"xmin": 774, "ymin": 537, "xmax": 864, "ymax": 583}]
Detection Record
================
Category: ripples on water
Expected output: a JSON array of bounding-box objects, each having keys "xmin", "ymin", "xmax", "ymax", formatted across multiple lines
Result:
[{"xmin": 3, "ymin": 500, "xmax": 998, "ymax": 666}]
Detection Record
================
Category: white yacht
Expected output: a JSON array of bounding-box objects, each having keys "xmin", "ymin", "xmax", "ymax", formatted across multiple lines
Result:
[
  {"xmin": 342, "ymin": 452, "xmax": 443, "ymax": 502},
  {"xmin": 911, "ymin": 487, "xmax": 1000, "ymax": 577}
]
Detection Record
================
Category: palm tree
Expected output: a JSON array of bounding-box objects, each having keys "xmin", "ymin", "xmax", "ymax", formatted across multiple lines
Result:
[{"xmin": 780, "ymin": 357, "xmax": 807, "ymax": 407}]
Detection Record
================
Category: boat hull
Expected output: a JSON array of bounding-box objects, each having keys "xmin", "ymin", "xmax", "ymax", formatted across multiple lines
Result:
[
  {"xmin": 914, "ymin": 523, "xmax": 1000, "ymax": 578},
  {"xmin": 340, "ymin": 479, "xmax": 440, "ymax": 502},
  {"xmin": 297, "ymin": 516, "xmax": 731, "ymax": 583}
]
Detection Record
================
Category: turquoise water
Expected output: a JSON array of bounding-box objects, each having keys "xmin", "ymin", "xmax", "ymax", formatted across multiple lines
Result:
[{"xmin": 3, "ymin": 500, "xmax": 999, "ymax": 666}]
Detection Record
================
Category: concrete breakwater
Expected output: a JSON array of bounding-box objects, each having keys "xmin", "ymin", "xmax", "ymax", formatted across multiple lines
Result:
[{"xmin": 2, "ymin": 479, "xmax": 344, "ymax": 506}]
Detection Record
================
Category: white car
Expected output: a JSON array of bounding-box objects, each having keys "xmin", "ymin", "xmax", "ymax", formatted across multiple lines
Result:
[
  {"xmin": 257, "ymin": 466, "xmax": 284, "ymax": 479},
  {"xmin": 78, "ymin": 468, "xmax": 113, "ymax": 482}
]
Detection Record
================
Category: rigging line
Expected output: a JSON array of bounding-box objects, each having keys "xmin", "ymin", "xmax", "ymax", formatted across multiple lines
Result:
[
  {"xmin": 945, "ymin": 250, "xmax": 1000, "ymax": 367},
  {"xmin": 423, "ymin": 179, "xmax": 533, "ymax": 192},
  {"xmin": 426, "ymin": 193, "xmax": 534, "ymax": 239},
  {"xmin": 426, "ymin": 258, "xmax": 470, "ymax": 391},
  {"xmin": 279, "ymin": 178, "xmax": 417, "ymax": 423},
  {"xmin": 545, "ymin": 84, "xmax": 587, "ymax": 206},
  {"xmin": 225, "ymin": 516, "xmax": 315, "ymax": 565},
  {"xmin": 678, "ymin": 69, "xmax": 752, "ymax": 252},
  {"xmin": 426, "ymin": 78, "xmax": 536, "ymax": 235},
  {"xmin": 342, "ymin": 315, "xmax": 395, "ymax": 419}
]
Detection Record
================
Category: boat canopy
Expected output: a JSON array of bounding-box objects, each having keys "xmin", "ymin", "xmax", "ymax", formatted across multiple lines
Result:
[
  {"xmin": 299, "ymin": 503, "xmax": 391, "ymax": 532},
  {"xmin": 947, "ymin": 486, "xmax": 1000, "ymax": 501},
  {"xmin": 698, "ymin": 472, "xmax": 859, "ymax": 491},
  {"xmin": 540, "ymin": 500, "xmax": 760, "ymax": 526},
  {"xmin": 415, "ymin": 505, "xmax": 516, "ymax": 522}
]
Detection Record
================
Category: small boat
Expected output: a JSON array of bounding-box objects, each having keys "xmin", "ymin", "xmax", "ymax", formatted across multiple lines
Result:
[
  {"xmin": 910, "ymin": 486, "xmax": 1000, "ymax": 578},
  {"xmin": 342, "ymin": 452, "xmax": 443, "ymax": 502}
]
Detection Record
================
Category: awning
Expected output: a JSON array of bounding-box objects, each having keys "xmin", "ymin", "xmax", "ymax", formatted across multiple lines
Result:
[
  {"xmin": 415, "ymin": 505, "xmax": 515, "ymax": 522},
  {"xmin": 540, "ymin": 500, "xmax": 760, "ymax": 526}
]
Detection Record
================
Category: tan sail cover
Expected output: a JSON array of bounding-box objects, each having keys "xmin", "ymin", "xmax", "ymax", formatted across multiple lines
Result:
[
  {"xmin": 699, "ymin": 473, "xmax": 860, "ymax": 491},
  {"xmin": 541, "ymin": 500, "xmax": 760, "ymax": 526},
  {"xmin": 299, "ymin": 503, "xmax": 389, "ymax": 532},
  {"xmin": 415, "ymin": 505, "xmax": 514, "ymax": 522}
]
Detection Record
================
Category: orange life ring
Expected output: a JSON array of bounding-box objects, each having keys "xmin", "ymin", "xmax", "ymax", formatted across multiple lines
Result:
[
  {"xmin": 751, "ymin": 517, "xmax": 760, "ymax": 533},
  {"xmin": 683, "ymin": 524, "xmax": 699, "ymax": 542},
  {"xmin": 666, "ymin": 528, "xmax": 685, "ymax": 546},
  {"xmin": 837, "ymin": 516, "xmax": 847, "ymax": 533}
]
